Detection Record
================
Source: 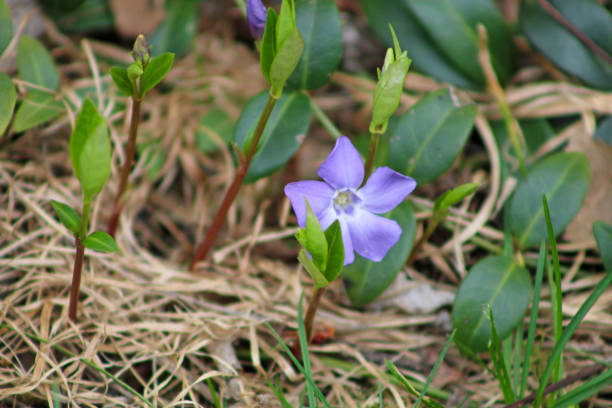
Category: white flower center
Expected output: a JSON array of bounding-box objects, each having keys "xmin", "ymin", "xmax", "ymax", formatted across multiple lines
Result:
[{"xmin": 333, "ymin": 189, "xmax": 361, "ymax": 215}]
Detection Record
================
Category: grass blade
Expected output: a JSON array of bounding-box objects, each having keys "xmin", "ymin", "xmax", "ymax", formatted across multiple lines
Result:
[
  {"xmin": 297, "ymin": 292, "xmax": 316, "ymax": 408},
  {"xmin": 414, "ymin": 329, "xmax": 456, "ymax": 408}
]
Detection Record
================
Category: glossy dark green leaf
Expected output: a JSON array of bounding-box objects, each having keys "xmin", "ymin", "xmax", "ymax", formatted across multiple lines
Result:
[
  {"xmin": 0, "ymin": 0, "xmax": 12, "ymax": 56},
  {"xmin": 140, "ymin": 52, "xmax": 174, "ymax": 96},
  {"xmin": 593, "ymin": 221, "xmax": 612, "ymax": 273},
  {"xmin": 388, "ymin": 89, "xmax": 477, "ymax": 185},
  {"xmin": 286, "ymin": 0, "xmax": 342, "ymax": 90},
  {"xmin": 195, "ymin": 108, "xmax": 234, "ymax": 153},
  {"xmin": 493, "ymin": 118, "xmax": 556, "ymax": 159},
  {"xmin": 510, "ymin": 152, "xmax": 590, "ymax": 248},
  {"xmin": 13, "ymin": 91, "xmax": 63, "ymax": 132},
  {"xmin": 69, "ymin": 99, "xmax": 111, "ymax": 200},
  {"xmin": 360, "ymin": 0, "xmax": 477, "ymax": 89},
  {"xmin": 323, "ymin": 220, "xmax": 344, "ymax": 283},
  {"xmin": 149, "ymin": 0, "xmax": 199, "ymax": 56},
  {"xmin": 520, "ymin": 0, "xmax": 612, "ymax": 90},
  {"xmin": 452, "ymin": 256, "xmax": 532, "ymax": 353},
  {"xmin": 342, "ymin": 201, "xmax": 416, "ymax": 306},
  {"xmin": 49, "ymin": 0, "xmax": 114, "ymax": 34},
  {"xmin": 551, "ymin": 0, "xmax": 612, "ymax": 56},
  {"xmin": 109, "ymin": 67, "xmax": 133, "ymax": 97},
  {"xmin": 0, "ymin": 73, "xmax": 15, "ymax": 134},
  {"xmin": 234, "ymin": 90, "xmax": 312, "ymax": 183},
  {"xmin": 594, "ymin": 116, "xmax": 612, "ymax": 146},
  {"xmin": 17, "ymin": 36, "xmax": 59, "ymax": 90},
  {"xmin": 51, "ymin": 200, "xmax": 81, "ymax": 234},
  {"xmin": 434, "ymin": 182, "xmax": 480, "ymax": 212},
  {"xmin": 83, "ymin": 230, "xmax": 119, "ymax": 253}
]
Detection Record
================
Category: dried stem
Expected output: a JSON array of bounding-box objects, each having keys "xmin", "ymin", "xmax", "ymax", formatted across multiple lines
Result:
[
  {"xmin": 190, "ymin": 94, "xmax": 277, "ymax": 270},
  {"xmin": 304, "ymin": 286, "xmax": 325, "ymax": 343},
  {"xmin": 107, "ymin": 98, "xmax": 142, "ymax": 237}
]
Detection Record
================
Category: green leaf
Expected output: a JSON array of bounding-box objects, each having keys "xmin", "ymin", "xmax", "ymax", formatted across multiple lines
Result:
[
  {"xmin": 195, "ymin": 108, "xmax": 234, "ymax": 153},
  {"xmin": 48, "ymin": 0, "xmax": 114, "ymax": 34},
  {"xmin": 17, "ymin": 36, "xmax": 59, "ymax": 90},
  {"xmin": 298, "ymin": 249, "xmax": 329, "ymax": 288},
  {"xmin": 593, "ymin": 221, "xmax": 612, "ymax": 272},
  {"xmin": 510, "ymin": 152, "xmax": 590, "ymax": 248},
  {"xmin": 51, "ymin": 200, "xmax": 81, "ymax": 234},
  {"xmin": 434, "ymin": 182, "xmax": 480, "ymax": 212},
  {"xmin": 360, "ymin": 0, "xmax": 478, "ymax": 89},
  {"xmin": 13, "ymin": 91, "xmax": 63, "ymax": 132},
  {"xmin": 83, "ymin": 230, "xmax": 119, "ymax": 253},
  {"xmin": 594, "ymin": 116, "xmax": 612, "ymax": 146},
  {"xmin": 234, "ymin": 90, "xmax": 312, "ymax": 183},
  {"xmin": 109, "ymin": 66, "xmax": 133, "ymax": 97},
  {"xmin": 342, "ymin": 201, "xmax": 416, "ymax": 306},
  {"xmin": 140, "ymin": 52, "xmax": 174, "ymax": 96},
  {"xmin": 286, "ymin": 0, "xmax": 343, "ymax": 90},
  {"xmin": 452, "ymin": 256, "xmax": 532, "ymax": 353},
  {"xmin": 323, "ymin": 220, "xmax": 344, "ymax": 283},
  {"xmin": 69, "ymin": 99, "xmax": 111, "ymax": 200},
  {"xmin": 149, "ymin": 0, "xmax": 199, "ymax": 57},
  {"xmin": 260, "ymin": 8, "xmax": 278, "ymax": 83},
  {"xmin": 0, "ymin": 0, "xmax": 12, "ymax": 56},
  {"xmin": 388, "ymin": 89, "xmax": 477, "ymax": 185},
  {"xmin": 269, "ymin": 28, "xmax": 304, "ymax": 98},
  {"xmin": 0, "ymin": 73, "xmax": 16, "ymax": 134},
  {"xmin": 520, "ymin": 0, "xmax": 612, "ymax": 90},
  {"xmin": 303, "ymin": 199, "xmax": 328, "ymax": 273}
]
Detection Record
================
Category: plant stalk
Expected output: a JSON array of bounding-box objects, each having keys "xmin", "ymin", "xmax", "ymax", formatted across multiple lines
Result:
[
  {"xmin": 68, "ymin": 200, "xmax": 90, "ymax": 322},
  {"xmin": 406, "ymin": 212, "xmax": 443, "ymax": 267},
  {"xmin": 362, "ymin": 132, "xmax": 380, "ymax": 186},
  {"xmin": 107, "ymin": 98, "xmax": 142, "ymax": 237},
  {"xmin": 190, "ymin": 95, "xmax": 277, "ymax": 269},
  {"xmin": 304, "ymin": 286, "xmax": 325, "ymax": 343}
]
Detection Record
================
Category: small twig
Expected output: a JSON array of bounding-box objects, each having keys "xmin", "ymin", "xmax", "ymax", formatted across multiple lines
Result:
[
  {"xmin": 505, "ymin": 364, "xmax": 606, "ymax": 408},
  {"xmin": 67, "ymin": 238, "xmax": 85, "ymax": 322},
  {"xmin": 538, "ymin": 0, "xmax": 612, "ymax": 66}
]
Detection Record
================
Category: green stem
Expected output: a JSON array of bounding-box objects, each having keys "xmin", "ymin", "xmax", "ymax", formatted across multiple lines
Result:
[
  {"xmin": 190, "ymin": 94, "xmax": 277, "ymax": 269},
  {"xmin": 0, "ymin": 323, "xmax": 154, "ymax": 407},
  {"xmin": 107, "ymin": 97, "xmax": 142, "ymax": 238},
  {"xmin": 68, "ymin": 200, "xmax": 90, "ymax": 323},
  {"xmin": 362, "ymin": 132, "xmax": 380, "ymax": 185},
  {"xmin": 304, "ymin": 286, "xmax": 325, "ymax": 343},
  {"xmin": 308, "ymin": 94, "xmax": 342, "ymax": 140}
]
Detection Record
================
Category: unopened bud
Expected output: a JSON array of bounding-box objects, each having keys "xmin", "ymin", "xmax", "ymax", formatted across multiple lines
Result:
[{"xmin": 132, "ymin": 34, "xmax": 151, "ymax": 67}]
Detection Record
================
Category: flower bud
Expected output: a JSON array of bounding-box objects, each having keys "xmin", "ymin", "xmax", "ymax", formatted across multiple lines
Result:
[
  {"xmin": 369, "ymin": 26, "xmax": 411, "ymax": 134},
  {"xmin": 246, "ymin": 0, "xmax": 267, "ymax": 40},
  {"xmin": 132, "ymin": 34, "xmax": 151, "ymax": 67}
]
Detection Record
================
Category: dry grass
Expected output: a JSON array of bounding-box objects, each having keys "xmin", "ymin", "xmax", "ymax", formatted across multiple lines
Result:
[{"xmin": 0, "ymin": 22, "xmax": 611, "ymax": 408}]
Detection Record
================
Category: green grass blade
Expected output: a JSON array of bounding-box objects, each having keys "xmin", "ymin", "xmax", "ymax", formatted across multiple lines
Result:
[
  {"xmin": 488, "ymin": 308, "xmax": 514, "ymax": 403},
  {"xmin": 297, "ymin": 292, "xmax": 316, "ymax": 408},
  {"xmin": 549, "ymin": 369, "xmax": 612, "ymax": 408},
  {"xmin": 533, "ymin": 271, "xmax": 612, "ymax": 406},
  {"xmin": 520, "ymin": 241, "xmax": 546, "ymax": 399},
  {"xmin": 542, "ymin": 195, "xmax": 563, "ymax": 387},
  {"xmin": 266, "ymin": 377, "xmax": 294, "ymax": 408},
  {"xmin": 207, "ymin": 378, "xmax": 221, "ymax": 408},
  {"xmin": 512, "ymin": 327, "xmax": 522, "ymax": 393},
  {"xmin": 386, "ymin": 360, "xmax": 444, "ymax": 408},
  {"xmin": 414, "ymin": 329, "xmax": 456, "ymax": 408},
  {"xmin": 379, "ymin": 381, "xmax": 383, "ymax": 408}
]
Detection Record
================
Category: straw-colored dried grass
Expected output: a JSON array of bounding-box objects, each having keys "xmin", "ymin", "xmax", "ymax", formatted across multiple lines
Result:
[{"xmin": 0, "ymin": 26, "xmax": 610, "ymax": 408}]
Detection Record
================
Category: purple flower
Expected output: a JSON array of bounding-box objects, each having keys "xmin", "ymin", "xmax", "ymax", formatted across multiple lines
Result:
[
  {"xmin": 285, "ymin": 136, "xmax": 417, "ymax": 265},
  {"xmin": 246, "ymin": 0, "xmax": 267, "ymax": 40}
]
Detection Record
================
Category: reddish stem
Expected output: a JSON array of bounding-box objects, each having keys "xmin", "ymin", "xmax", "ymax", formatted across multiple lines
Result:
[
  {"xmin": 107, "ymin": 98, "xmax": 142, "ymax": 237},
  {"xmin": 190, "ymin": 95, "xmax": 277, "ymax": 270},
  {"xmin": 304, "ymin": 286, "xmax": 325, "ymax": 344},
  {"xmin": 68, "ymin": 238, "xmax": 85, "ymax": 322}
]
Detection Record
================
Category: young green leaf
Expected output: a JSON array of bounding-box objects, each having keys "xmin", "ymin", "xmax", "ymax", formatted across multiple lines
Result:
[
  {"xmin": 434, "ymin": 182, "xmax": 480, "ymax": 212},
  {"xmin": 0, "ymin": 0, "xmax": 12, "ymax": 56},
  {"xmin": 0, "ymin": 72, "xmax": 15, "ymax": 135},
  {"xmin": 323, "ymin": 220, "xmax": 344, "ymax": 283},
  {"xmin": 69, "ymin": 99, "xmax": 111, "ymax": 200},
  {"xmin": 303, "ymin": 199, "xmax": 328, "ymax": 273},
  {"xmin": 140, "ymin": 52, "xmax": 174, "ymax": 96},
  {"xmin": 260, "ymin": 8, "xmax": 278, "ymax": 83},
  {"xmin": 298, "ymin": 249, "xmax": 329, "ymax": 288},
  {"xmin": 83, "ymin": 230, "xmax": 120, "ymax": 253},
  {"xmin": 51, "ymin": 200, "xmax": 81, "ymax": 234},
  {"xmin": 110, "ymin": 66, "xmax": 133, "ymax": 97},
  {"xmin": 269, "ymin": 28, "xmax": 304, "ymax": 98},
  {"xmin": 17, "ymin": 36, "xmax": 59, "ymax": 90}
]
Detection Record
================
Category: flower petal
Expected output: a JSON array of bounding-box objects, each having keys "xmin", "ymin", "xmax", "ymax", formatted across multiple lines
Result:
[
  {"xmin": 347, "ymin": 210, "xmax": 402, "ymax": 262},
  {"xmin": 317, "ymin": 136, "xmax": 364, "ymax": 190},
  {"xmin": 338, "ymin": 217, "xmax": 355, "ymax": 265},
  {"xmin": 246, "ymin": 0, "xmax": 267, "ymax": 39},
  {"xmin": 284, "ymin": 181, "xmax": 334, "ymax": 228},
  {"xmin": 360, "ymin": 166, "xmax": 416, "ymax": 213}
]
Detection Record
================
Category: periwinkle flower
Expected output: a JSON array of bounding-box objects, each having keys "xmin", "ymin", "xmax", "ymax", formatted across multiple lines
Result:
[
  {"xmin": 285, "ymin": 136, "xmax": 416, "ymax": 265},
  {"xmin": 246, "ymin": 0, "xmax": 267, "ymax": 40}
]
